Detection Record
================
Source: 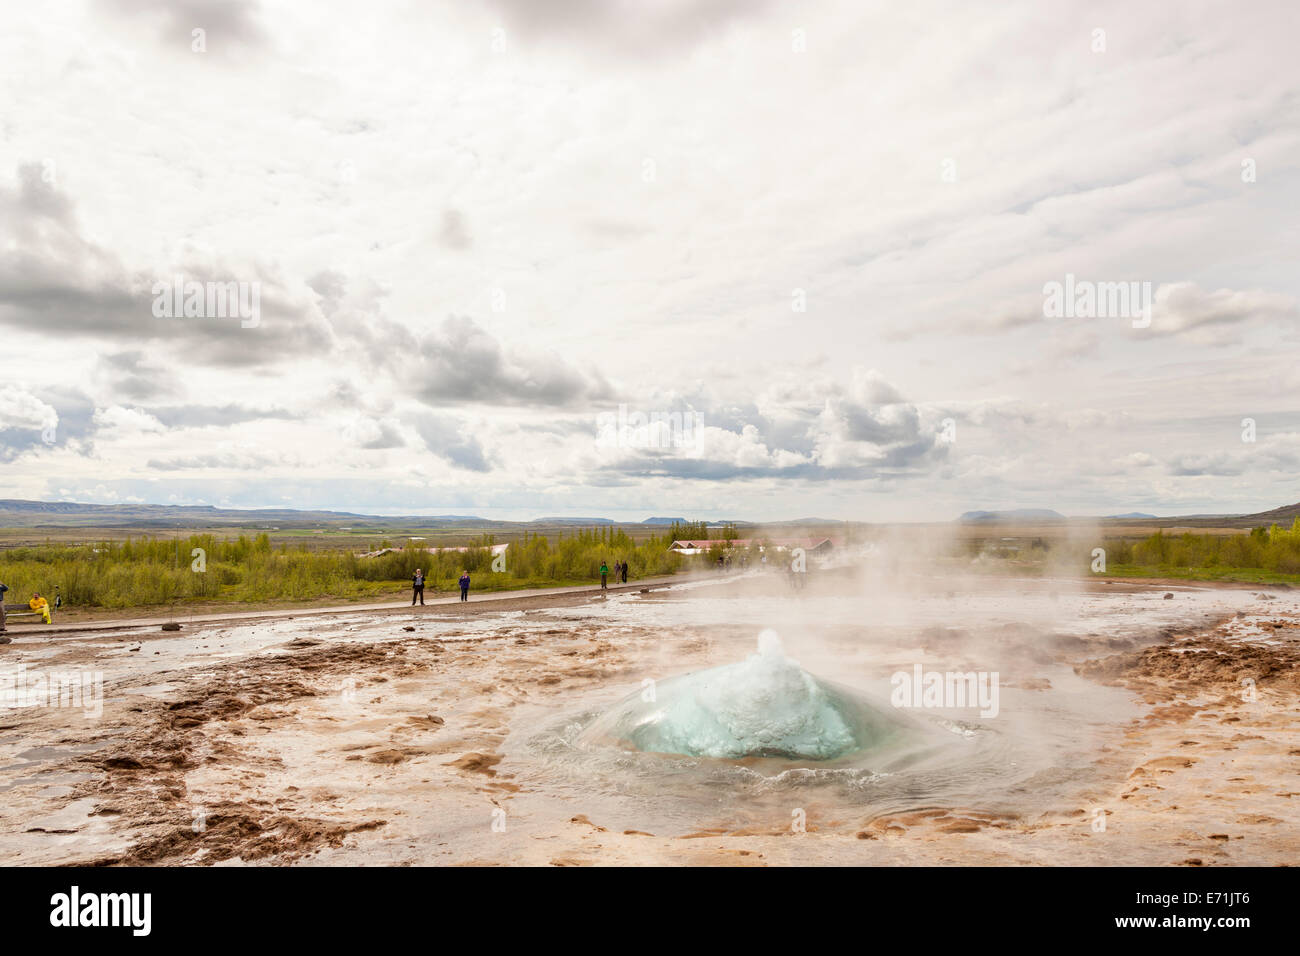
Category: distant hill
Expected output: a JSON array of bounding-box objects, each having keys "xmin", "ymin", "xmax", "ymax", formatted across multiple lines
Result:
[
  {"xmin": 2, "ymin": 497, "xmax": 1297, "ymax": 533},
  {"xmin": 530, "ymin": 517, "xmax": 616, "ymax": 526},
  {"xmin": 1237, "ymin": 502, "xmax": 1300, "ymax": 525},
  {"xmin": 0, "ymin": 498, "xmax": 372, "ymax": 527},
  {"xmin": 959, "ymin": 509, "xmax": 1066, "ymax": 523},
  {"xmin": 0, "ymin": 499, "xmax": 649, "ymax": 530}
]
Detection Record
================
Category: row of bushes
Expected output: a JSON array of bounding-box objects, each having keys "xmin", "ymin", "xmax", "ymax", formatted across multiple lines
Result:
[{"xmin": 1105, "ymin": 522, "xmax": 1300, "ymax": 576}]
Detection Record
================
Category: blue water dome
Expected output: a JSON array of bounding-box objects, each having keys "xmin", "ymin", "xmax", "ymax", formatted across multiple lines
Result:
[{"xmin": 579, "ymin": 630, "xmax": 915, "ymax": 760}]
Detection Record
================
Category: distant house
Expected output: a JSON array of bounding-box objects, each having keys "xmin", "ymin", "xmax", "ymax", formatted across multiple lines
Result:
[
  {"xmin": 357, "ymin": 547, "xmax": 403, "ymax": 558},
  {"xmin": 426, "ymin": 543, "xmax": 509, "ymax": 556},
  {"xmin": 358, "ymin": 543, "xmax": 509, "ymax": 559},
  {"xmin": 667, "ymin": 538, "xmax": 834, "ymax": 555}
]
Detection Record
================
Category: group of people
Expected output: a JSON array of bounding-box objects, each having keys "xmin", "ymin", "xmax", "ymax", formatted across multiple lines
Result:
[
  {"xmin": 0, "ymin": 583, "xmax": 52, "ymax": 640},
  {"xmin": 410, "ymin": 569, "xmax": 472, "ymax": 605},
  {"xmin": 599, "ymin": 559, "xmax": 630, "ymax": 589},
  {"xmin": 412, "ymin": 558, "xmax": 632, "ymax": 603}
]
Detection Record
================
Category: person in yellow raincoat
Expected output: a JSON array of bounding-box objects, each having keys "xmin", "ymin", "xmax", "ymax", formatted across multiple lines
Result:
[{"xmin": 28, "ymin": 593, "xmax": 51, "ymax": 624}]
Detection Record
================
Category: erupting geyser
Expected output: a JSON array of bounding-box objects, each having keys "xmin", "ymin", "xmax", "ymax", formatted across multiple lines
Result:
[{"xmin": 580, "ymin": 630, "xmax": 914, "ymax": 761}]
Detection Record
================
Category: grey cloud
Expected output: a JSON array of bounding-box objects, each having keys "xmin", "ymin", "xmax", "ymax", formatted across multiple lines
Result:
[
  {"xmin": 1152, "ymin": 283, "xmax": 1298, "ymax": 336},
  {"xmin": 98, "ymin": 350, "xmax": 178, "ymax": 401},
  {"xmin": 837, "ymin": 402, "xmax": 920, "ymax": 445},
  {"xmin": 439, "ymin": 210, "xmax": 471, "ymax": 250},
  {"xmin": 0, "ymin": 427, "xmax": 51, "ymax": 463},
  {"xmin": 307, "ymin": 270, "xmax": 349, "ymax": 311},
  {"xmin": 583, "ymin": 219, "xmax": 650, "ymax": 242},
  {"xmin": 307, "ymin": 279, "xmax": 608, "ymax": 412},
  {"xmin": 1166, "ymin": 436, "xmax": 1300, "ymax": 478},
  {"xmin": 146, "ymin": 452, "xmax": 280, "ymax": 470},
  {"xmin": 591, "ymin": 373, "xmax": 946, "ymax": 481},
  {"xmin": 414, "ymin": 414, "xmax": 491, "ymax": 472},
  {"xmin": 40, "ymin": 387, "xmax": 98, "ymax": 446},
  {"xmin": 101, "ymin": 0, "xmax": 268, "ymax": 54},
  {"xmin": 410, "ymin": 316, "xmax": 612, "ymax": 408},
  {"xmin": 484, "ymin": 0, "xmax": 773, "ymax": 55},
  {"xmin": 599, "ymin": 450, "xmax": 944, "ymax": 483},
  {"xmin": 0, "ymin": 164, "xmax": 335, "ymax": 368},
  {"xmin": 351, "ymin": 418, "xmax": 406, "ymax": 450},
  {"xmin": 1166, "ymin": 453, "xmax": 1247, "ymax": 477},
  {"xmin": 144, "ymin": 404, "xmax": 296, "ymax": 428}
]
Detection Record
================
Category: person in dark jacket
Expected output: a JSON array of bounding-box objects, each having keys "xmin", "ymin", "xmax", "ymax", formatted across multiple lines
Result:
[
  {"xmin": 620, "ymin": 559, "xmax": 628, "ymax": 583},
  {"xmin": 0, "ymin": 581, "xmax": 8, "ymax": 637},
  {"xmin": 458, "ymin": 570, "xmax": 470, "ymax": 602},
  {"xmin": 412, "ymin": 568, "xmax": 425, "ymax": 605}
]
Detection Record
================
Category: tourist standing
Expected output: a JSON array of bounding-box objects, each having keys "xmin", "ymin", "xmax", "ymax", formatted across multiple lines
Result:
[
  {"xmin": 459, "ymin": 570, "xmax": 470, "ymax": 602},
  {"xmin": 412, "ymin": 568, "xmax": 425, "ymax": 606}
]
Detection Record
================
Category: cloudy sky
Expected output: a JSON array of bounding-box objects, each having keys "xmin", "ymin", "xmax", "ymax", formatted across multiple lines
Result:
[{"xmin": 1, "ymin": 0, "xmax": 1298, "ymax": 522}]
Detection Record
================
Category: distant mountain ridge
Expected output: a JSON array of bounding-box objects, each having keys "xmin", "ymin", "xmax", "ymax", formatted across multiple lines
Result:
[
  {"xmin": 1239, "ymin": 501, "xmax": 1300, "ymax": 523},
  {"xmin": 0, "ymin": 499, "xmax": 747, "ymax": 531},
  {"xmin": 530, "ymin": 517, "xmax": 616, "ymax": 525}
]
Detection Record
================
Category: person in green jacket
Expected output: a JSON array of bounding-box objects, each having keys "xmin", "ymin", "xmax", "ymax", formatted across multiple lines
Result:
[{"xmin": 599, "ymin": 560, "xmax": 608, "ymax": 590}]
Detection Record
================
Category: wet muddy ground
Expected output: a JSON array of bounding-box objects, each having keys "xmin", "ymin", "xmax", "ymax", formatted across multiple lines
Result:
[{"xmin": 0, "ymin": 573, "xmax": 1296, "ymax": 866}]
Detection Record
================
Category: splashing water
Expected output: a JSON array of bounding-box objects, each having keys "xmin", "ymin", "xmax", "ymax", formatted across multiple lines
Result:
[{"xmin": 579, "ymin": 630, "xmax": 916, "ymax": 760}]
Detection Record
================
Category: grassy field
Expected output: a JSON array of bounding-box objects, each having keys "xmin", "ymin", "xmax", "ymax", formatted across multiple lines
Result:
[
  {"xmin": 948, "ymin": 520, "xmax": 1300, "ymax": 588},
  {"xmin": 1094, "ymin": 522, "xmax": 1300, "ymax": 587},
  {"xmin": 5, "ymin": 517, "xmax": 1298, "ymax": 614},
  {"xmin": 0, "ymin": 528, "xmax": 683, "ymax": 611},
  {"xmin": 1097, "ymin": 564, "xmax": 1299, "ymax": 586}
]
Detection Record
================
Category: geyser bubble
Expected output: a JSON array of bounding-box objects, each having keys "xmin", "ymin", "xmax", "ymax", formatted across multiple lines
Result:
[
  {"xmin": 579, "ymin": 630, "xmax": 918, "ymax": 761},
  {"xmin": 756, "ymin": 628, "xmax": 784, "ymax": 657}
]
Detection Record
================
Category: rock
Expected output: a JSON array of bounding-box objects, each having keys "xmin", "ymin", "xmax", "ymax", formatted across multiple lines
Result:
[
  {"xmin": 0, "ymin": 636, "xmax": 11, "ymax": 645},
  {"xmin": 443, "ymin": 752, "xmax": 502, "ymax": 775},
  {"xmin": 403, "ymin": 626, "xmax": 415, "ymax": 632},
  {"xmin": 161, "ymin": 622, "xmax": 182, "ymax": 631},
  {"xmin": 406, "ymin": 715, "xmax": 444, "ymax": 729},
  {"xmin": 1163, "ymin": 593, "xmax": 1174, "ymax": 599},
  {"xmin": 101, "ymin": 756, "xmax": 145, "ymax": 770}
]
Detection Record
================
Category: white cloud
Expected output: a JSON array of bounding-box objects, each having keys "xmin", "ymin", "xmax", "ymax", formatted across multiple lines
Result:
[{"xmin": 0, "ymin": 0, "xmax": 1295, "ymax": 520}]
